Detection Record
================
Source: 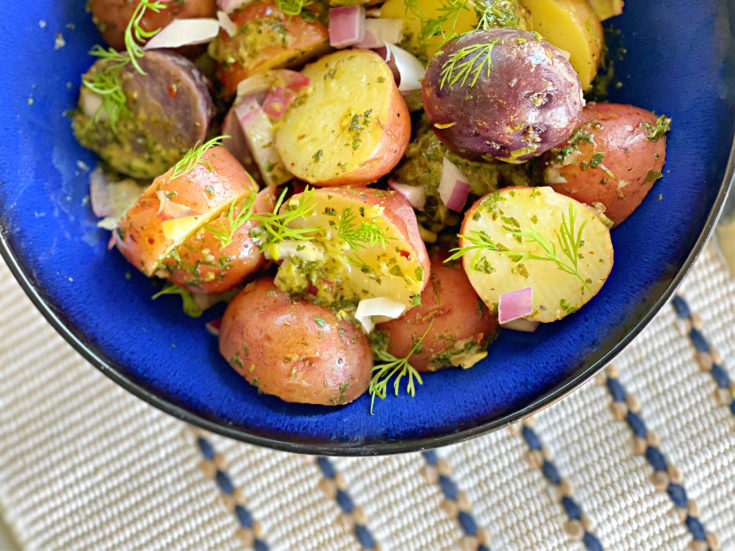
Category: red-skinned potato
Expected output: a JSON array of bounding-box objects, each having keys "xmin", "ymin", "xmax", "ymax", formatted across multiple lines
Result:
[
  {"xmin": 275, "ymin": 50, "xmax": 411, "ymax": 186},
  {"xmin": 377, "ymin": 249, "xmax": 498, "ymax": 372},
  {"xmin": 208, "ymin": 0, "xmax": 330, "ymax": 97},
  {"xmin": 422, "ymin": 29, "xmax": 583, "ymax": 163},
  {"xmin": 219, "ymin": 278, "xmax": 372, "ymax": 405},
  {"xmin": 115, "ymin": 146, "xmax": 257, "ymax": 276},
  {"xmin": 273, "ymin": 186, "xmax": 430, "ymax": 308},
  {"xmin": 542, "ymin": 103, "xmax": 669, "ymax": 225},
  {"xmin": 160, "ymin": 187, "xmax": 277, "ymax": 294},
  {"xmin": 90, "ymin": 0, "xmax": 217, "ymax": 51}
]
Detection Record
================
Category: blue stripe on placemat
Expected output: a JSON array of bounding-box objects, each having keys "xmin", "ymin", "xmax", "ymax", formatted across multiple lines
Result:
[
  {"xmin": 315, "ymin": 456, "xmax": 378, "ymax": 550},
  {"xmin": 195, "ymin": 435, "xmax": 269, "ymax": 550},
  {"xmin": 671, "ymin": 294, "xmax": 735, "ymax": 414},
  {"xmin": 420, "ymin": 451, "xmax": 490, "ymax": 550},
  {"xmin": 602, "ymin": 369, "xmax": 716, "ymax": 549},
  {"xmin": 520, "ymin": 423, "xmax": 603, "ymax": 551}
]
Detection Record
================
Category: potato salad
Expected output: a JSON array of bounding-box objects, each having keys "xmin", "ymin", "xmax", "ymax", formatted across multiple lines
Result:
[{"xmin": 75, "ymin": 0, "xmax": 670, "ymax": 412}]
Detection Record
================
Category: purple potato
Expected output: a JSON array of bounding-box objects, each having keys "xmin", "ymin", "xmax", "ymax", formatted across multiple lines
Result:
[
  {"xmin": 421, "ymin": 29, "xmax": 584, "ymax": 163},
  {"xmin": 73, "ymin": 49, "xmax": 215, "ymax": 179}
]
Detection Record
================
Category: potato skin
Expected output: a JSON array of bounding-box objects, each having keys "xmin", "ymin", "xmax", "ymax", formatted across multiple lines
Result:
[
  {"xmin": 422, "ymin": 29, "xmax": 583, "ymax": 163},
  {"xmin": 208, "ymin": 0, "xmax": 330, "ymax": 97},
  {"xmin": 115, "ymin": 146, "xmax": 257, "ymax": 276},
  {"xmin": 161, "ymin": 187, "xmax": 276, "ymax": 294},
  {"xmin": 90, "ymin": 0, "xmax": 217, "ymax": 51},
  {"xmin": 219, "ymin": 279, "xmax": 372, "ymax": 405},
  {"xmin": 541, "ymin": 103, "xmax": 668, "ymax": 225},
  {"xmin": 377, "ymin": 249, "xmax": 498, "ymax": 372}
]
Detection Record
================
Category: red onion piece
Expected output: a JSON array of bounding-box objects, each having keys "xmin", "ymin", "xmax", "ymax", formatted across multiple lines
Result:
[
  {"xmin": 389, "ymin": 179, "xmax": 425, "ymax": 210},
  {"xmin": 235, "ymin": 70, "xmax": 309, "ymax": 100},
  {"xmin": 235, "ymin": 97, "xmax": 262, "ymax": 125},
  {"xmin": 354, "ymin": 297, "xmax": 406, "ymax": 333},
  {"xmin": 355, "ymin": 18, "xmax": 404, "ymax": 49},
  {"xmin": 329, "ymin": 6, "xmax": 366, "ymax": 48},
  {"xmin": 144, "ymin": 18, "xmax": 220, "ymax": 50},
  {"xmin": 501, "ymin": 319, "xmax": 540, "ymax": 332},
  {"xmin": 380, "ymin": 43, "xmax": 425, "ymax": 92},
  {"xmin": 439, "ymin": 157, "xmax": 471, "ymax": 212},
  {"xmin": 373, "ymin": 46, "xmax": 400, "ymax": 82},
  {"xmin": 89, "ymin": 168, "xmax": 115, "ymax": 218},
  {"xmin": 262, "ymin": 86, "xmax": 294, "ymax": 120},
  {"xmin": 218, "ymin": 0, "xmax": 250, "ymax": 13},
  {"xmin": 205, "ymin": 318, "xmax": 222, "ymax": 336},
  {"xmin": 498, "ymin": 287, "xmax": 534, "ymax": 324}
]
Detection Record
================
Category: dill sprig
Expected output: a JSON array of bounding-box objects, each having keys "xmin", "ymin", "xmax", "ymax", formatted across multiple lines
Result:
[
  {"xmin": 81, "ymin": 0, "xmax": 166, "ymax": 126},
  {"xmin": 152, "ymin": 283, "xmax": 203, "ymax": 318},
  {"xmin": 275, "ymin": 0, "xmax": 313, "ymax": 16},
  {"xmin": 250, "ymin": 187, "xmax": 319, "ymax": 246},
  {"xmin": 446, "ymin": 200, "xmax": 591, "ymax": 291},
  {"xmin": 404, "ymin": 0, "xmax": 470, "ymax": 45},
  {"xmin": 208, "ymin": 193, "xmax": 257, "ymax": 248},
  {"xmin": 368, "ymin": 323, "xmax": 433, "ymax": 415},
  {"xmin": 169, "ymin": 136, "xmax": 228, "ymax": 181},
  {"xmin": 336, "ymin": 207, "xmax": 389, "ymax": 251},
  {"xmin": 439, "ymin": 39, "xmax": 500, "ymax": 89}
]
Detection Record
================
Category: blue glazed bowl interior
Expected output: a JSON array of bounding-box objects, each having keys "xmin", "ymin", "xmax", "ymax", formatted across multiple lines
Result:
[{"xmin": 0, "ymin": 0, "xmax": 733, "ymax": 454}]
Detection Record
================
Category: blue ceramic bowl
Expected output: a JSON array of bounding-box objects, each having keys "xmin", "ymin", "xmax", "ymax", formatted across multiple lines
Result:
[{"xmin": 0, "ymin": 1, "xmax": 733, "ymax": 455}]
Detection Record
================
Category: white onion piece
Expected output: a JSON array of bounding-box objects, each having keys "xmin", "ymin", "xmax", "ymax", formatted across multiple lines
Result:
[
  {"xmin": 498, "ymin": 287, "xmax": 533, "ymax": 324},
  {"xmin": 355, "ymin": 18, "xmax": 404, "ymax": 49},
  {"xmin": 144, "ymin": 18, "xmax": 220, "ymax": 50},
  {"xmin": 543, "ymin": 165, "xmax": 568, "ymax": 184},
  {"xmin": 235, "ymin": 98, "xmax": 292, "ymax": 187},
  {"xmin": 388, "ymin": 180, "xmax": 425, "ymax": 210},
  {"xmin": 501, "ymin": 318, "xmax": 540, "ymax": 332},
  {"xmin": 354, "ymin": 297, "xmax": 406, "ymax": 333},
  {"xmin": 218, "ymin": 0, "xmax": 250, "ymax": 13},
  {"xmin": 216, "ymin": 10, "xmax": 237, "ymax": 37},
  {"xmin": 383, "ymin": 42, "xmax": 425, "ymax": 92},
  {"xmin": 89, "ymin": 167, "xmax": 145, "ymax": 229},
  {"xmin": 329, "ymin": 6, "xmax": 366, "ymax": 48},
  {"xmin": 439, "ymin": 157, "xmax": 471, "ymax": 212}
]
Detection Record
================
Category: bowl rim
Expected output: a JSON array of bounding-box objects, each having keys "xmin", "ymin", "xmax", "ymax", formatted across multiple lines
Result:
[{"xmin": 1, "ymin": 130, "xmax": 733, "ymax": 455}]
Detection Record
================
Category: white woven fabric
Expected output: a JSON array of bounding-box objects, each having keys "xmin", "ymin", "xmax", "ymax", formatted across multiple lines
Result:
[{"xmin": 1, "ymin": 247, "xmax": 734, "ymax": 551}]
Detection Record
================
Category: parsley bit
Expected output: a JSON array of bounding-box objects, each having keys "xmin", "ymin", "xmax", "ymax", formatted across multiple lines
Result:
[{"xmin": 152, "ymin": 283, "xmax": 203, "ymax": 318}]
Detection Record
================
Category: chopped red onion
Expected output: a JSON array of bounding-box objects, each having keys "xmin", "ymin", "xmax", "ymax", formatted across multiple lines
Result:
[
  {"xmin": 439, "ymin": 157, "xmax": 471, "ymax": 212},
  {"xmin": 89, "ymin": 168, "xmax": 115, "ymax": 218},
  {"xmin": 235, "ymin": 70, "xmax": 309, "ymax": 99},
  {"xmin": 380, "ymin": 42, "xmax": 425, "ymax": 92},
  {"xmin": 205, "ymin": 318, "xmax": 222, "ymax": 336},
  {"xmin": 218, "ymin": 0, "xmax": 250, "ymax": 13},
  {"xmin": 329, "ymin": 6, "xmax": 365, "ymax": 48},
  {"xmin": 354, "ymin": 297, "xmax": 406, "ymax": 333},
  {"xmin": 262, "ymin": 86, "xmax": 294, "ymax": 120},
  {"xmin": 498, "ymin": 287, "xmax": 534, "ymax": 324},
  {"xmin": 355, "ymin": 18, "xmax": 404, "ymax": 49},
  {"xmin": 144, "ymin": 18, "xmax": 220, "ymax": 50},
  {"xmin": 388, "ymin": 180, "xmax": 425, "ymax": 210},
  {"xmin": 501, "ymin": 319, "xmax": 540, "ymax": 332},
  {"xmin": 216, "ymin": 10, "xmax": 237, "ymax": 37},
  {"xmin": 89, "ymin": 167, "xmax": 145, "ymax": 230}
]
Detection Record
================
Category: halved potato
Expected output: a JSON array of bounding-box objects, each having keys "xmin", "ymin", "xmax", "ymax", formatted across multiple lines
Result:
[
  {"xmin": 275, "ymin": 50, "xmax": 410, "ymax": 186},
  {"xmin": 521, "ymin": 0, "xmax": 604, "ymax": 90},
  {"xmin": 115, "ymin": 146, "xmax": 257, "ymax": 276},
  {"xmin": 272, "ymin": 187, "xmax": 430, "ymax": 310},
  {"xmin": 459, "ymin": 186, "xmax": 613, "ymax": 322},
  {"xmin": 587, "ymin": 0, "xmax": 623, "ymax": 20}
]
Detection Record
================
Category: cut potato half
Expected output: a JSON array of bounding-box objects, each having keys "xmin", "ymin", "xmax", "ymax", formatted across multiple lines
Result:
[
  {"xmin": 272, "ymin": 187, "xmax": 429, "ymax": 310},
  {"xmin": 587, "ymin": 0, "xmax": 623, "ymax": 20},
  {"xmin": 275, "ymin": 50, "xmax": 410, "ymax": 186},
  {"xmin": 459, "ymin": 186, "xmax": 613, "ymax": 323},
  {"xmin": 521, "ymin": 0, "xmax": 604, "ymax": 90}
]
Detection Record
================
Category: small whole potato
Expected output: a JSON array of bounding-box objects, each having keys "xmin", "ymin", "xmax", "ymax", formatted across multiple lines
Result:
[
  {"xmin": 90, "ymin": 0, "xmax": 217, "ymax": 51},
  {"xmin": 376, "ymin": 249, "xmax": 498, "ymax": 372},
  {"xmin": 422, "ymin": 29, "xmax": 583, "ymax": 163},
  {"xmin": 219, "ymin": 279, "xmax": 372, "ymax": 406},
  {"xmin": 541, "ymin": 102, "xmax": 669, "ymax": 225}
]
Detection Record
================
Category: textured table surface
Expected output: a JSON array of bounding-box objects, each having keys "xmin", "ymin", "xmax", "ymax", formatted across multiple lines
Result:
[{"xmin": 1, "ymin": 247, "xmax": 734, "ymax": 551}]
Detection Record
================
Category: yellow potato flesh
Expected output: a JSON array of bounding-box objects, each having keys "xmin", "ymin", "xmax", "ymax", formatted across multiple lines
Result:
[
  {"xmin": 380, "ymin": 0, "xmax": 478, "ymax": 58},
  {"xmin": 461, "ymin": 187, "xmax": 613, "ymax": 323},
  {"xmin": 521, "ymin": 0, "xmax": 603, "ymax": 90},
  {"xmin": 273, "ymin": 190, "xmax": 425, "ymax": 307},
  {"xmin": 586, "ymin": 0, "xmax": 623, "ymax": 21},
  {"xmin": 275, "ymin": 50, "xmax": 394, "ymax": 184}
]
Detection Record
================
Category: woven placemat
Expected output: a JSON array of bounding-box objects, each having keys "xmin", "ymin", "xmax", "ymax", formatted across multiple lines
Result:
[{"xmin": 1, "ymin": 247, "xmax": 734, "ymax": 551}]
